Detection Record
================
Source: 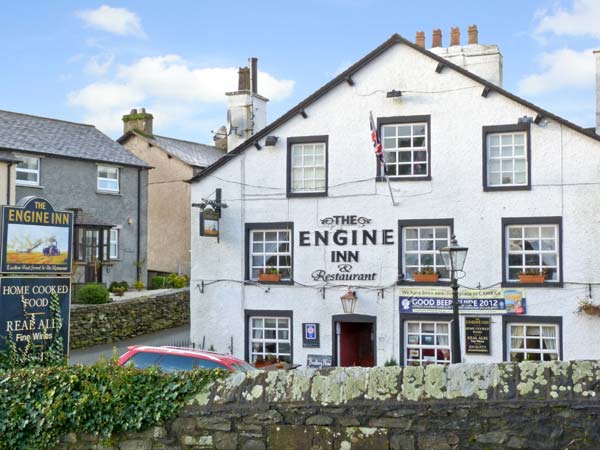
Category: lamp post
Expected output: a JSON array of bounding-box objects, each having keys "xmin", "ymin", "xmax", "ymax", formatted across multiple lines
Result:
[{"xmin": 439, "ymin": 235, "xmax": 468, "ymax": 364}]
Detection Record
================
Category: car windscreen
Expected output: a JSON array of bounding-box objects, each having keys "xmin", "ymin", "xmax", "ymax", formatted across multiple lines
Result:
[
  {"xmin": 158, "ymin": 354, "xmax": 228, "ymax": 372},
  {"xmin": 127, "ymin": 351, "xmax": 162, "ymax": 369}
]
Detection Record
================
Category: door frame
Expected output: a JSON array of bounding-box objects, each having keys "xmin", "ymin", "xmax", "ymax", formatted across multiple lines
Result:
[{"xmin": 331, "ymin": 314, "xmax": 377, "ymax": 367}]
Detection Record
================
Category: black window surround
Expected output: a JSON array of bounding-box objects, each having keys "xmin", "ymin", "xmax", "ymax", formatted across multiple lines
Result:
[
  {"xmin": 244, "ymin": 309, "xmax": 293, "ymax": 363},
  {"xmin": 376, "ymin": 115, "xmax": 432, "ymax": 182},
  {"xmin": 286, "ymin": 135, "xmax": 329, "ymax": 198},
  {"xmin": 397, "ymin": 218, "xmax": 454, "ymax": 286},
  {"xmin": 501, "ymin": 315, "xmax": 563, "ymax": 361},
  {"xmin": 331, "ymin": 314, "xmax": 377, "ymax": 367},
  {"xmin": 482, "ymin": 122, "xmax": 531, "ymax": 192},
  {"xmin": 399, "ymin": 313, "xmax": 453, "ymax": 366},
  {"xmin": 501, "ymin": 216, "xmax": 563, "ymax": 288},
  {"xmin": 244, "ymin": 221, "xmax": 294, "ymax": 285}
]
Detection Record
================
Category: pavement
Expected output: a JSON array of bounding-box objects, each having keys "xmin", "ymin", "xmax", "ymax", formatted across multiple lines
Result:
[{"xmin": 68, "ymin": 324, "xmax": 190, "ymax": 365}]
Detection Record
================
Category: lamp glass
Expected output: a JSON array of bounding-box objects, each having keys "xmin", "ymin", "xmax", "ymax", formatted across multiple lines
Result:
[
  {"xmin": 439, "ymin": 236, "xmax": 468, "ymax": 272},
  {"xmin": 341, "ymin": 296, "xmax": 357, "ymax": 314}
]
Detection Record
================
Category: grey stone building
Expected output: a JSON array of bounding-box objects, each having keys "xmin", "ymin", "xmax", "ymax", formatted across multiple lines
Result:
[{"xmin": 0, "ymin": 109, "xmax": 150, "ymax": 285}]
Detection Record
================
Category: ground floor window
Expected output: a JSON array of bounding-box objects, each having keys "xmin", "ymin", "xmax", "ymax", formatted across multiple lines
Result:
[
  {"xmin": 507, "ymin": 323, "xmax": 559, "ymax": 362},
  {"xmin": 404, "ymin": 320, "xmax": 451, "ymax": 366},
  {"xmin": 249, "ymin": 316, "xmax": 292, "ymax": 363}
]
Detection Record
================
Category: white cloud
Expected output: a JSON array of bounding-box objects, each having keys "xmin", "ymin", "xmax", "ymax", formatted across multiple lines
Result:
[
  {"xmin": 77, "ymin": 5, "xmax": 145, "ymax": 37},
  {"xmin": 536, "ymin": 0, "xmax": 600, "ymax": 39},
  {"xmin": 68, "ymin": 56, "xmax": 295, "ymax": 134},
  {"xmin": 517, "ymin": 47, "xmax": 595, "ymax": 96},
  {"xmin": 85, "ymin": 54, "xmax": 114, "ymax": 76}
]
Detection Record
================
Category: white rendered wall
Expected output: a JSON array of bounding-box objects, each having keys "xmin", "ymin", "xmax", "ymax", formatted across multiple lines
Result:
[{"xmin": 191, "ymin": 42, "xmax": 600, "ymax": 366}]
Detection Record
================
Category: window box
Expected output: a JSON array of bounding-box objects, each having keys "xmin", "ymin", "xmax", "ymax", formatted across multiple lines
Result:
[
  {"xmin": 413, "ymin": 273, "xmax": 439, "ymax": 283},
  {"xmin": 518, "ymin": 273, "xmax": 546, "ymax": 284},
  {"xmin": 258, "ymin": 272, "xmax": 281, "ymax": 283}
]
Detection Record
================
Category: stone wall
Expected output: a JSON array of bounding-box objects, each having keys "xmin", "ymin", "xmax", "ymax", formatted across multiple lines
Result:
[
  {"xmin": 69, "ymin": 289, "xmax": 189, "ymax": 349},
  {"xmin": 57, "ymin": 360, "xmax": 600, "ymax": 449}
]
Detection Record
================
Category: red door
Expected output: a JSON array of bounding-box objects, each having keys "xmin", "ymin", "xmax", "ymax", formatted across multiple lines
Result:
[{"xmin": 339, "ymin": 322, "xmax": 374, "ymax": 367}]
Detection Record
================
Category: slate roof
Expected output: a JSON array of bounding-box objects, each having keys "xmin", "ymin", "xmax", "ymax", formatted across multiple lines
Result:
[
  {"xmin": 191, "ymin": 33, "xmax": 600, "ymax": 183},
  {"xmin": 149, "ymin": 134, "xmax": 225, "ymax": 167},
  {"xmin": 0, "ymin": 110, "xmax": 150, "ymax": 168}
]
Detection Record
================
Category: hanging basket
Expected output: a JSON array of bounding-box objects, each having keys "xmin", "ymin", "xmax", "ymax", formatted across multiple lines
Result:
[{"xmin": 581, "ymin": 303, "xmax": 600, "ymax": 316}]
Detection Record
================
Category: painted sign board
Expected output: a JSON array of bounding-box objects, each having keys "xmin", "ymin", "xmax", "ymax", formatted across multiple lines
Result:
[
  {"xmin": 399, "ymin": 287, "xmax": 526, "ymax": 315},
  {"xmin": 0, "ymin": 277, "xmax": 70, "ymax": 356},
  {"xmin": 1, "ymin": 197, "xmax": 73, "ymax": 274},
  {"xmin": 303, "ymin": 323, "xmax": 320, "ymax": 348},
  {"xmin": 465, "ymin": 316, "xmax": 491, "ymax": 354},
  {"xmin": 307, "ymin": 354, "xmax": 332, "ymax": 369},
  {"xmin": 200, "ymin": 209, "xmax": 219, "ymax": 239}
]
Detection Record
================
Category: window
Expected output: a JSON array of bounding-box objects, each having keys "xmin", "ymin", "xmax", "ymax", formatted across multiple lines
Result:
[
  {"xmin": 506, "ymin": 323, "xmax": 560, "ymax": 362},
  {"xmin": 97, "ymin": 166, "xmax": 119, "ymax": 192},
  {"xmin": 102, "ymin": 228, "xmax": 119, "ymax": 259},
  {"xmin": 76, "ymin": 226, "xmax": 111, "ymax": 262},
  {"xmin": 249, "ymin": 316, "xmax": 292, "ymax": 363},
  {"xmin": 483, "ymin": 124, "xmax": 530, "ymax": 190},
  {"xmin": 379, "ymin": 116, "xmax": 430, "ymax": 179},
  {"xmin": 246, "ymin": 222, "xmax": 293, "ymax": 282},
  {"xmin": 404, "ymin": 320, "xmax": 451, "ymax": 366},
  {"xmin": 16, "ymin": 156, "xmax": 40, "ymax": 186},
  {"xmin": 398, "ymin": 219, "xmax": 453, "ymax": 282},
  {"xmin": 287, "ymin": 136, "xmax": 328, "ymax": 196},
  {"xmin": 503, "ymin": 218, "xmax": 562, "ymax": 285}
]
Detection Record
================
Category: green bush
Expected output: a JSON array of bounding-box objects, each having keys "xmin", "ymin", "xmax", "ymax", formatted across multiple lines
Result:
[
  {"xmin": 109, "ymin": 281, "xmax": 129, "ymax": 293},
  {"xmin": 149, "ymin": 276, "xmax": 166, "ymax": 290},
  {"xmin": 167, "ymin": 273, "xmax": 188, "ymax": 288},
  {"xmin": 77, "ymin": 283, "xmax": 110, "ymax": 304},
  {"xmin": 0, "ymin": 361, "xmax": 224, "ymax": 450}
]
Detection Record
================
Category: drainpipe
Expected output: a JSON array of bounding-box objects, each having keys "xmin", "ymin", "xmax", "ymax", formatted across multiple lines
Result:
[
  {"xmin": 6, "ymin": 163, "xmax": 13, "ymax": 204},
  {"xmin": 137, "ymin": 168, "xmax": 142, "ymax": 281}
]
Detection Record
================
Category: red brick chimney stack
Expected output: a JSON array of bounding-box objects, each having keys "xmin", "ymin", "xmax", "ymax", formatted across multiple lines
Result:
[
  {"xmin": 416, "ymin": 31, "xmax": 425, "ymax": 48},
  {"xmin": 468, "ymin": 25, "xmax": 478, "ymax": 45},
  {"xmin": 432, "ymin": 29, "xmax": 442, "ymax": 48},
  {"xmin": 450, "ymin": 27, "xmax": 460, "ymax": 46}
]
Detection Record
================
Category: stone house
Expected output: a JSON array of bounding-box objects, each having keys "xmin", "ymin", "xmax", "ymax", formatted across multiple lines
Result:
[
  {"xmin": 0, "ymin": 109, "xmax": 150, "ymax": 285},
  {"xmin": 189, "ymin": 27, "xmax": 600, "ymax": 366},
  {"xmin": 118, "ymin": 109, "xmax": 225, "ymax": 276}
]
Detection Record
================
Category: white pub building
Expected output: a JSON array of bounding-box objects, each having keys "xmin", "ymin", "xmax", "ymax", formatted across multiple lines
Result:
[{"xmin": 190, "ymin": 28, "xmax": 600, "ymax": 367}]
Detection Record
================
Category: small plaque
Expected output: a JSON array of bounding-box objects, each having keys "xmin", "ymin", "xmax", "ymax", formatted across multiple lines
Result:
[
  {"xmin": 303, "ymin": 323, "xmax": 320, "ymax": 348},
  {"xmin": 307, "ymin": 354, "xmax": 332, "ymax": 368}
]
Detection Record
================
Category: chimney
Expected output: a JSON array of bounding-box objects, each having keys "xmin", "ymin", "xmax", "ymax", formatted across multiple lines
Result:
[
  {"xmin": 122, "ymin": 108, "xmax": 153, "ymax": 136},
  {"xmin": 468, "ymin": 25, "xmax": 478, "ymax": 45},
  {"xmin": 429, "ymin": 25, "xmax": 503, "ymax": 87},
  {"xmin": 415, "ymin": 31, "xmax": 425, "ymax": 48},
  {"xmin": 595, "ymin": 50, "xmax": 600, "ymax": 135},
  {"xmin": 225, "ymin": 58, "xmax": 269, "ymax": 151},
  {"xmin": 432, "ymin": 29, "xmax": 442, "ymax": 48},
  {"xmin": 450, "ymin": 27, "xmax": 460, "ymax": 46}
]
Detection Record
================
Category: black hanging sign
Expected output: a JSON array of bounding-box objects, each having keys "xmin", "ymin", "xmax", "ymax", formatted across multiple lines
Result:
[{"xmin": 465, "ymin": 316, "xmax": 491, "ymax": 354}]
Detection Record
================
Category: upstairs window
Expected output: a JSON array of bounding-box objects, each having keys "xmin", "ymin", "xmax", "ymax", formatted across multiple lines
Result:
[
  {"xmin": 287, "ymin": 136, "xmax": 328, "ymax": 196},
  {"xmin": 248, "ymin": 228, "xmax": 292, "ymax": 281},
  {"xmin": 97, "ymin": 166, "xmax": 119, "ymax": 192},
  {"xmin": 16, "ymin": 156, "xmax": 40, "ymax": 186},
  {"xmin": 380, "ymin": 116, "xmax": 430, "ymax": 180},
  {"xmin": 483, "ymin": 124, "xmax": 530, "ymax": 190}
]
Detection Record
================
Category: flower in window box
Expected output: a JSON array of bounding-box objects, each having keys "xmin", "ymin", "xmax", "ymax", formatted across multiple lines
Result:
[
  {"xmin": 518, "ymin": 268, "xmax": 546, "ymax": 284},
  {"xmin": 258, "ymin": 267, "xmax": 281, "ymax": 283},
  {"xmin": 578, "ymin": 298, "xmax": 600, "ymax": 316},
  {"xmin": 412, "ymin": 266, "xmax": 440, "ymax": 283}
]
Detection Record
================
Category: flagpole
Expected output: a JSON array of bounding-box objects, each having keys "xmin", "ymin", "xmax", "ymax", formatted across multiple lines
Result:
[
  {"xmin": 381, "ymin": 161, "xmax": 397, "ymax": 206},
  {"xmin": 370, "ymin": 110, "xmax": 398, "ymax": 207}
]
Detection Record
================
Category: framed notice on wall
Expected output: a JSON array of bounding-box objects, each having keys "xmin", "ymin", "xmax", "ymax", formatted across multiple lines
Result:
[
  {"xmin": 465, "ymin": 316, "xmax": 491, "ymax": 354},
  {"xmin": 303, "ymin": 323, "xmax": 320, "ymax": 348}
]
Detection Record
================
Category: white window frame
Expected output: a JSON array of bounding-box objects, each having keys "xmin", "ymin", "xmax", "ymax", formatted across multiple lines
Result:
[
  {"xmin": 290, "ymin": 142, "xmax": 326, "ymax": 194},
  {"xmin": 109, "ymin": 228, "xmax": 119, "ymax": 259},
  {"xmin": 402, "ymin": 225, "xmax": 451, "ymax": 281},
  {"xmin": 249, "ymin": 316, "xmax": 291, "ymax": 363},
  {"xmin": 486, "ymin": 131, "xmax": 528, "ymax": 187},
  {"xmin": 381, "ymin": 122, "xmax": 428, "ymax": 178},
  {"xmin": 404, "ymin": 320, "xmax": 451, "ymax": 366},
  {"xmin": 507, "ymin": 323, "xmax": 559, "ymax": 362},
  {"xmin": 505, "ymin": 224, "xmax": 560, "ymax": 283},
  {"xmin": 97, "ymin": 166, "xmax": 119, "ymax": 192},
  {"xmin": 249, "ymin": 229, "xmax": 292, "ymax": 281},
  {"xmin": 15, "ymin": 155, "xmax": 40, "ymax": 186}
]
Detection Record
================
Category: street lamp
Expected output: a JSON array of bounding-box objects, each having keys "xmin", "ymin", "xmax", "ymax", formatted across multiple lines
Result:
[
  {"xmin": 340, "ymin": 288, "xmax": 358, "ymax": 314},
  {"xmin": 439, "ymin": 235, "xmax": 468, "ymax": 364}
]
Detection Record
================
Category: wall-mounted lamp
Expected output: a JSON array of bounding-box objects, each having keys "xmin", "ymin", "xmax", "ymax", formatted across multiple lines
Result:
[
  {"xmin": 534, "ymin": 113, "xmax": 544, "ymax": 125},
  {"xmin": 340, "ymin": 287, "xmax": 358, "ymax": 314},
  {"xmin": 386, "ymin": 89, "xmax": 402, "ymax": 98},
  {"xmin": 299, "ymin": 109, "xmax": 308, "ymax": 119},
  {"xmin": 254, "ymin": 142, "xmax": 262, "ymax": 150},
  {"xmin": 127, "ymin": 217, "xmax": 133, "ymax": 225},
  {"xmin": 518, "ymin": 116, "xmax": 533, "ymax": 124},
  {"xmin": 265, "ymin": 136, "xmax": 278, "ymax": 146}
]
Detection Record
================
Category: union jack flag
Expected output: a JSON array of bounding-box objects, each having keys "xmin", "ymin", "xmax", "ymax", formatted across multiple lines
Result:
[{"xmin": 370, "ymin": 111, "xmax": 387, "ymax": 174}]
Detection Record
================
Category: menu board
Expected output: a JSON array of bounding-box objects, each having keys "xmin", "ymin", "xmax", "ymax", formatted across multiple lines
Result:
[{"xmin": 465, "ymin": 316, "xmax": 491, "ymax": 354}]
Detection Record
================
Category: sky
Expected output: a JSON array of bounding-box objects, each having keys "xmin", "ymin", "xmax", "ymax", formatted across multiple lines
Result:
[{"xmin": 1, "ymin": 0, "xmax": 598, "ymax": 144}]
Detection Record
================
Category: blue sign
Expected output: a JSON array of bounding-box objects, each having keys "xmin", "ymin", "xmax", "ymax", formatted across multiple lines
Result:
[
  {"xmin": 303, "ymin": 323, "xmax": 320, "ymax": 348},
  {"xmin": 399, "ymin": 287, "xmax": 526, "ymax": 315},
  {"xmin": 305, "ymin": 323, "xmax": 317, "ymax": 340},
  {"xmin": 0, "ymin": 277, "xmax": 70, "ymax": 356}
]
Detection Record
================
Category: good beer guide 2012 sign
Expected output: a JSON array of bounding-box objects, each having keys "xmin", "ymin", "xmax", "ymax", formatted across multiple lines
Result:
[{"xmin": 1, "ymin": 196, "xmax": 73, "ymax": 274}]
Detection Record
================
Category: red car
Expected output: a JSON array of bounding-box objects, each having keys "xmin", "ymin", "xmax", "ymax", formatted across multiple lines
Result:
[{"xmin": 118, "ymin": 346, "xmax": 256, "ymax": 373}]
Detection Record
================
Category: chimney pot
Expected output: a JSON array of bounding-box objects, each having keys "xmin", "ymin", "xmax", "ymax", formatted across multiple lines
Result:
[
  {"xmin": 130, "ymin": 108, "xmax": 137, "ymax": 115},
  {"xmin": 450, "ymin": 27, "xmax": 460, "ymax": 46},
  {"xmin": 416, "ymin": 31, "xmax": 425, "ymax": 48},
  {"xmin": 468, "ymin": 24, "xmax": 478, "ymax": 45},
  {"xmin": 122, "ymin": 108, "xmax": 153, "ymax": 135},
  {"xmin": 249, "ymin": 57, "xmax": 258, "ymax": 94},
  {"xmin": 432, "ymin": 29, "xmax": 442, "ymax": 48}
]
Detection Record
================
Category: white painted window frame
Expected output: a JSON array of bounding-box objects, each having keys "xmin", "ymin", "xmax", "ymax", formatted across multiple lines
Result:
[
  {"xmin": 381, "ymin": 122, "xmax": 428, "ymax": 178},
  {"xmin": 249, "ymin": 316, "xmax": 291, "ymax": 363},
  {"xmin": 15, "ymin": 155, "xmax": 40, "ymax": 186},
  {"xmin": 249, "ymin": 229, "xmax": 292, "ymax": 281},
  {"xmin": 290, "ymin": 142, "xmax": 326, "ymax": 193},
  {"xmin": 507, "ymin": 323, "xmax": 559, "ymax": 362},
  {"xmin": 402, "ymin": 225, "xmax": 451, "ymax": 280},
  {"xmin": 506, "ymin": 224, "xmax": 560, "ymax": 282},
  {"xmin": 404, "ymin": 320, "xmax": 451, "ymax": 366},
  {"xmin": 486, "ymin": 131, "xmax": 528, "ymax": 187},
  {"xmin": 97, "ymin": 165, "xmax": 120, "ymax": 192}
]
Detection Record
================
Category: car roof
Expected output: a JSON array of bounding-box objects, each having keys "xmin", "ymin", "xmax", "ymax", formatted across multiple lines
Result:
[{"xmin": 127, "ymin": 345, "xmax": 246, "ymax": 365}]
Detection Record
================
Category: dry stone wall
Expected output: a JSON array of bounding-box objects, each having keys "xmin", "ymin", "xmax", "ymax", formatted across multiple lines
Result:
[
  {"xmin": 57, "ymin": 360, "xmax": 600, "ymax": 449},
  {"xmin": 69, "ymin": 289, "xmax": 189, "ymax": 349}
]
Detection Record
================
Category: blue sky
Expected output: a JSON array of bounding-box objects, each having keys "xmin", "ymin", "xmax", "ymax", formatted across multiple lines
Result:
[{"xmin": 1, "ymin": 0, "xmax": 598, "ymax": 144}]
